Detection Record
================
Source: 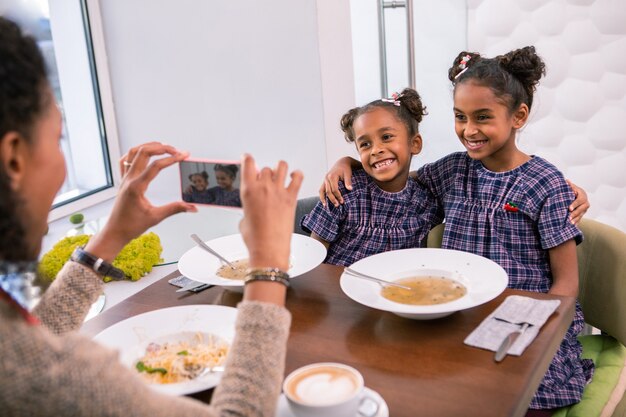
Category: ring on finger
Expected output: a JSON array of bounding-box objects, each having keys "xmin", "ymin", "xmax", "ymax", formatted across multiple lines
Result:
[{"xmin": 123, "ymin": 161, "xmax": 132, "ymax": 168}]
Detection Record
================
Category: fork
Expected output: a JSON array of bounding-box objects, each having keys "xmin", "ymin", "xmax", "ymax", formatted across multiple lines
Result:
[
  {"xmin": 343, "ymin": 267, "xmax": 412, "ymax": 290},
  {"xmin": 190, "ymin": 234, "xmax": 236, "ymax": 269}
]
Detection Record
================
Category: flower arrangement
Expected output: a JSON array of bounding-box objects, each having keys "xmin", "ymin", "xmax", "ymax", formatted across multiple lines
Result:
[{"xmin": 39, "ymin": 232, "xmax": 163, "ymax": 282}]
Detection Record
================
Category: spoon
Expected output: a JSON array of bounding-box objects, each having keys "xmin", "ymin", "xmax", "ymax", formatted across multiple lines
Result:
[
  {"xmin": 190, "ymin": 234, "xmax": 236, "ymax": 269},
  {"xmin": 344, "ymin": 267, "xmax": 412, "ymax": 290}
]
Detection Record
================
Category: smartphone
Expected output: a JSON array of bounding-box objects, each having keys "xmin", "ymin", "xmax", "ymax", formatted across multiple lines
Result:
[{"xmin": 179, "ymin": 158, "xmax": 242, "ymax": 209}]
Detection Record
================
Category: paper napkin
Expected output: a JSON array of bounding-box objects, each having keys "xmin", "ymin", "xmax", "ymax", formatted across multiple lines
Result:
[{"xmin": 464, "ymin": 295, "xmax": 561, "ymax": 356}]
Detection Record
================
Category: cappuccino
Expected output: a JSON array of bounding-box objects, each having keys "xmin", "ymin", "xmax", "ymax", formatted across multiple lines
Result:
[{"xmin": 284, "ymin": 364, "xmax": 360, "ymax": 406}]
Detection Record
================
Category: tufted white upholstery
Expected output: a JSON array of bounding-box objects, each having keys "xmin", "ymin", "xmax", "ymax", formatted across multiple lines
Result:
[{"xmin": 468, "ymin": 0, "xmax": 626, "ymax": 232}]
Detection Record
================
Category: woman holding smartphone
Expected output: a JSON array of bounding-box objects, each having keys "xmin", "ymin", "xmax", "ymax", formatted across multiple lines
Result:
[{"xmin": 0, "ymin": 17, "xmax": 300, "ymax": 417}]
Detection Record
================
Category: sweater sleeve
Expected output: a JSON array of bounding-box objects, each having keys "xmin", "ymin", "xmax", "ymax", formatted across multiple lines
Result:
[
  {"xmin": 32, "ymin": 261, "xmax": 104, "ymax": 334},
  {"xmin": 1, "ymin": 300, "xmax": 291, "ymax": 417}
]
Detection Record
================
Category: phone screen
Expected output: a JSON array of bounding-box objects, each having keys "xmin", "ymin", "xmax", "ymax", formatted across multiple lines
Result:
[{"xmin": 179, "ymin": 159, "xmax": 242, "ymax": 208}]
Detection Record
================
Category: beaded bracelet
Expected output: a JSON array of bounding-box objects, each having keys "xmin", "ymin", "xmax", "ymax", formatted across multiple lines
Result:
[{"xmin": 244, "ymin": 267, "xmax": 290, "ymax": 288}]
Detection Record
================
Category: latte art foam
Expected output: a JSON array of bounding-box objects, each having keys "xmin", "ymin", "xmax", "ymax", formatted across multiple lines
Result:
[{"xmin": 291, "ymin": 369, "xmax": 358, "ymax": 405}]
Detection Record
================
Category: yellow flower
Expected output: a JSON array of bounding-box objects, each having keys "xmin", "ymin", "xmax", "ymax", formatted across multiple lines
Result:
[{"xmin": 39, "ymin": 233, "xmax": 163, "ymax": 282}]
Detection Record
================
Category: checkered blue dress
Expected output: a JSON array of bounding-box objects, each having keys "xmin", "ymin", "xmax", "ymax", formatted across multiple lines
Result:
[
  {"xmin": 301, "ymin": 170, "xmax": 442, "ymax": 266},
  {"xmin": 417, "ymin": 152, "xmax": 593, "ymax": 409}
]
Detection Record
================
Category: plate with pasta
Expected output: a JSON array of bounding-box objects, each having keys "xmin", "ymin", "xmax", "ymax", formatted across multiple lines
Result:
[{"xmin": 93, "ymin": 304, "xmax": 237, "ymax": 395}]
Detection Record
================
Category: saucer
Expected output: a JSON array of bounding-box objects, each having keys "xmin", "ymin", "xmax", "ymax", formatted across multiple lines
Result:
[{"xmin": 275, "ymin": 387, "xmax": 389, "ymax": 417}]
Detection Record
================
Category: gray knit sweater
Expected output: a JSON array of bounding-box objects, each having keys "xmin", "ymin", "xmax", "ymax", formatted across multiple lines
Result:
[{"xmin": 0, "ymin": 261, "xmax": 291, "ymax": 416}]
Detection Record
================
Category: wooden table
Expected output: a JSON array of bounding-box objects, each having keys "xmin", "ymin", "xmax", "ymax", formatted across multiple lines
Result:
[{"xmin": 82, "ymin": 264, "xmax": 575, "ymax": 417}]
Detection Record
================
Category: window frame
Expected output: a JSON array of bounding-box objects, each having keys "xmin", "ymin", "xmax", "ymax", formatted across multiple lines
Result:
[{"xmin": 48, "ymin": 0, "xmax": 122, "ymax": 222}]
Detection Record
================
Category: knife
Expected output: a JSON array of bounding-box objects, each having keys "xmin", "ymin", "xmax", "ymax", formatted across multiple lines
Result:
[
  {"xmin": 494, "ymin": 322, "xmax": 530, "ymax": 362},
  {"xmin": 176, "ymin": 281, "xmax": 213, "ymax": 293}
]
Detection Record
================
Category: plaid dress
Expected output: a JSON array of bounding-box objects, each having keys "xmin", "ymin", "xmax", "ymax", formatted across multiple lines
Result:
[
  {"xmin": 301, "ymin": 170, "xmax": 442, "ymax": 266},
  {"xmin": 417, "ymin": 152, "xmax": 593, "ymax": 409},
  {"xmin": 209, "ymin": 186, "xmax": 241, "ymax": 207}
]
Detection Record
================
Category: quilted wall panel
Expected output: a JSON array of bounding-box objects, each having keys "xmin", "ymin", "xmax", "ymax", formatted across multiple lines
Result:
[{"xmin": 467, "ymin": 0, "xmax": 626, "ymax": 232}]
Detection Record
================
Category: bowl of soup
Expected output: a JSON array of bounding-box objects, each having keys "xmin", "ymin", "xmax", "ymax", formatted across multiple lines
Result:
[
  {"xmin": 178, "ymin": 233, "xmax": 327, "ymax": 292},
  {"xmin": 340, "ymin": 248, "xmax": 508, "ymax": 320}
]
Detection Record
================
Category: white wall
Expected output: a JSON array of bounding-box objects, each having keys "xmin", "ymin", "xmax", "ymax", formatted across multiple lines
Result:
[
  {"xmin": 98, "ymin": 0, "xmax": 355, "ymax": 201},
  {"xmin": 467, "ymin": 0, "xmax": 626, "ymax": 232},
  {"xmin": 351, "ymin": 0, "xmax": 626, "ymax": 232},
  {"xmin": 349, "ymin": 0, "xmax": 468, "ymax": 170}
]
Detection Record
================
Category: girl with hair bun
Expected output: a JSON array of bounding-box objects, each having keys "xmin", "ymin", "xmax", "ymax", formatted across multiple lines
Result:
[
  {"xmin": 302, "ymin": 88, "xmax": 443, "ymax": 265},
  {"xmin": 320, "ymin": 47, "xmax": 592, "ymax": 414},
  {"xmin": 437, "ymin": 45, "xmax": 592, "ymax": 413}
]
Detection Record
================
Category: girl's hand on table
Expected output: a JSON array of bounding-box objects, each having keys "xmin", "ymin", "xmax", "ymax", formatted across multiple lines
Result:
[{"xmin": 86, "ymin": 142, "xmax": 197, "ymax": 261}]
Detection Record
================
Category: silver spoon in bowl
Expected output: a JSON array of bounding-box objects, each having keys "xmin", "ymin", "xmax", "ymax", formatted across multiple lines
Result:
[
  {"xmin": 190, "ymin": 234, "xmax": 236, "ymax": 270},
  {"xmin": 343, "ymin": 267, "xmax": 412, "ymax": 290}
]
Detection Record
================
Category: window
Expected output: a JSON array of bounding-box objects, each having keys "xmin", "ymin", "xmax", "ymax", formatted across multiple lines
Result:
[{"xmin": 5, "ymin": 0, "xmax": 121, "ymax": 220}]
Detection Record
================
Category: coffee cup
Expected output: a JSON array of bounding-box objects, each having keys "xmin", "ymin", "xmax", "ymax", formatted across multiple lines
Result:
[{"xmin": 282, "ymin": 362, "xmax": 379, "ymax": 417}]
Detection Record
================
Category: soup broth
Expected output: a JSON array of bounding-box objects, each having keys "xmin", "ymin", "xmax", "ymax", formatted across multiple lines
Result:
[
  {"xmin": 381, "ymin": 276, "xmax": 466, "ymax": 305},
  {"xmin": 216, "ymin": 258, "xmax": 249, "ymax": 280}
]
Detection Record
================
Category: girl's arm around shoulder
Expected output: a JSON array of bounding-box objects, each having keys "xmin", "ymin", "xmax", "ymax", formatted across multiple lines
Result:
[
  {"xmin": 547, "ymin": 239, "xmax": 579, "ymax": 298},
  {"xmin": 301, "ymin": 173, "xmax": 364, "ymax": 244},
  {"xmin": 414, "ymin": 152, "xmax": 467, "ymax": 199}
]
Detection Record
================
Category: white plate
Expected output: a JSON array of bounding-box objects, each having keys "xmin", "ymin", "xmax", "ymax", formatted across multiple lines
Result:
[
  {"xmin": 340, "ymin": 248, "xmax": 508, "ymax": 320},
  {"xmin": 275, "ymin": 387, "xmax": 389, "ymax": 417},
  {"xmin": 93, "ymin": 304, "xmax": 237, "ymax": 395},
  {"xmin": 178, "ymin": 233, "xmax": 327, "ymax": 290},
  {"xmin": 84, "ymin": 294, "xmax": 106, "ymax": 322}
]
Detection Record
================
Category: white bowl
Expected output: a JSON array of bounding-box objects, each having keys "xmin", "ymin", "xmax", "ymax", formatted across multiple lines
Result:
[
  {"xmin": 178, "ymin": 233, "xmax": 327, "ymax": 292},
  {"xmin": 340, "ymin": 248, "xmax": 508, "ymax": 320}
]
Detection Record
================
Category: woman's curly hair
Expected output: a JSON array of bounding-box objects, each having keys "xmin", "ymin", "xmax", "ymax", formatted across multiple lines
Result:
[{"xmin": 0, "ymin": 17, "xmax": 49, "ymax": 261}]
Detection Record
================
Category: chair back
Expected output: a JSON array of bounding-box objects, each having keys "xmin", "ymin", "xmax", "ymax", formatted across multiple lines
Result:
[
  {"xmin": 294, "ymin": 196, "xmax": 319, "ymax": 236},
  {"xmin": 576, "ymin": 219, "xmax": 626, "ymax": 346},
  {"xmin": 426, "ymin": 223, "xmax": 444, "ymax": 248}
]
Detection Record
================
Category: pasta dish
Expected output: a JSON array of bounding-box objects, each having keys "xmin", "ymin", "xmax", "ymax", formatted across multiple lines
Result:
[{"xmin": 135, "ymin": 332, "xmax": 229, "ymax": 384}]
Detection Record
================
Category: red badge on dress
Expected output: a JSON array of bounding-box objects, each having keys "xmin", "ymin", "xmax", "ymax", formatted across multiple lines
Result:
[{"xmin": 503, "ymin": 202, "xmax": 519, "ymax": 212}]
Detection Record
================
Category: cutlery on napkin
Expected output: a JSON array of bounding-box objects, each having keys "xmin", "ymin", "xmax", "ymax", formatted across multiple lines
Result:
[
  {"xmin": 169, "ymin": 275, "xmax": 213, "ymax": 293},
  {"xmin": 464, "ymin": 295, "xmax": 560, "ymax": 361}
]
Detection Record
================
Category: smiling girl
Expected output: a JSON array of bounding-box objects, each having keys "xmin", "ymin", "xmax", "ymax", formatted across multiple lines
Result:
[
  {"xmin": 301, "ymin": 88, "xmax": 442, "ymax": 266},
  {"xmin": 321, "ymin": 47, "xmax": 592, "ymax": 415},
  {"xmin": 418, "ymin": 47, "xmax": 592, "ymax": 413}
]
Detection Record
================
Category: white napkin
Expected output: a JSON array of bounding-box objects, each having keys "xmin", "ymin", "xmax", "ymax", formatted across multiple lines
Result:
[{"xmin": 464, "ymin": 295, "xmax": 561, "ymax": 356}]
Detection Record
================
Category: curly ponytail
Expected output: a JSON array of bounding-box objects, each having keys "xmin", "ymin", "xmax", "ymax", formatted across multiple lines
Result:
[
  {"xmin": 496, "ymin": 46, "xmax": 545, "ymax": 109},
  {"xmin": 448, "ymin": 51, "xmax": 482, "ymax": 82},
  {"xmin": 340, "ymin": 88, "xmax": 427, "ymax": 143},
  {"xmin": 448, "ymin": 46, "xmax": 546, "ymax": 112}
]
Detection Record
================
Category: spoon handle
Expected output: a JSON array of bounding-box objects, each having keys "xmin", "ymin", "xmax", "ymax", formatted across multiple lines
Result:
[
  {"xmin": 344, "ymin": 267, "xmax": 411, "ymax": 290},
  {"xmin": 190, "ymin": 234, "xmax": 236, "ymax": 269}
]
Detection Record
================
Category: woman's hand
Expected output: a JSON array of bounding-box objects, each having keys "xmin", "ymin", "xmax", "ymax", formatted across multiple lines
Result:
[
  {"xmin": 317, "ymin": 157, "xmax": 361, "ymax": 207},
  {"xmin": 566, "ymin": 180, "xmax": 590, "ymax": 225},
  {"xmin": 239, "ymin": 155, "xmax": 303, "ymax": 306},
  {"xmin": 239, "ymin": 154, "xmax": 303, "ymax": 272},
  {"xmin": 86, "ymin": 142, "xmax": 197, "ymax": 261}
]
